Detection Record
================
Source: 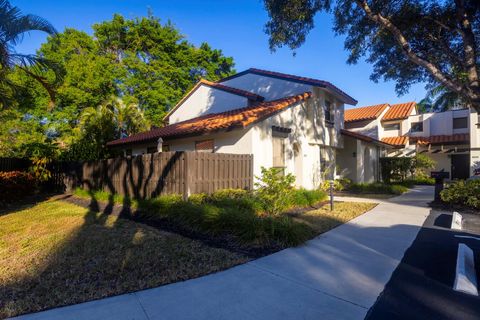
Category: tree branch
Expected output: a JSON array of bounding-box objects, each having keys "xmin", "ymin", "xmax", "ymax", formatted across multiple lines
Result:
[
  {"xmin": 355, "ymin": 0, "xmax": 465, "ymax": 95},
  {"xmin": 18, "ymin": 66, "xmax": 56, "ymax": 110},
  {"xmin": 454, "ymin": 0, "xmax": 480, "ymax": 99}
]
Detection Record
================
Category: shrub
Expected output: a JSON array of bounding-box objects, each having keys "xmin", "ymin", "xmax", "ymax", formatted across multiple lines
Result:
[
  {"xmin": 28, "ymin": 157, "xmax": 52, "ymax": 183},
  {"xmin": 320, "ymin": 178, "xmax": 352, "ymax": 192},
  {"xmin": 255, "ymin": 167, "xmax": 296, "ymax": 216},
  {"xmin": 211, "ymin": 188, "xmax": 249, "ymax": 201},
  {"xmin": 135, "ymin": 193, "xmax": 313, "ymax": 247},
  {"xmin": 401, "ymin": 176, "xmax": 435, "ymax": 186},
  {"xmin": 348, "ymin": 182, "xmax": 408, "ymax": 195},
  {"xmin": 413, "ymin": 154, "xmax": 436, "ymax": 176},
  {"xmin": 291, "ymin": 189, "xmax": 327, "ymax": 207},
  {"xmin": 441, "ymin": 179, "xmax": 480, "ymax": 209},
  {"xmin": 188, "ymin": 193, "xmax": 208, "ymax": 205},
  {"xmin": 380, "ymin": 157, "xmax": 413, "ymax": 183},
  {"xmin": 0, "ymin": 171, "xmax": 37, "ymax": 205}
]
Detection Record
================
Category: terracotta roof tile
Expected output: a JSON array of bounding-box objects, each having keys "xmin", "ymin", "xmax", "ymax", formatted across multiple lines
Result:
[
  {"xmin": 219, "ymin": 68, "xmax": 357, "ymax": 105},
  {"xmin": 163, "ymin": 79, "xmax": 264, "ymax": 121},
  {"xmin": 108, "ymin": 92, "xmax": 311, "ymax": 147},
  {"xmin": 382, "ymin": 102, "xmax": 416, "ymax": 121},
  {"xmin": 381, "ymin": 136, "xmax": 408, "ymax": 147},
  {"xmin": 344, "ymin": 104, "xmax": 389, "ymax": 123},
  {"xmin": 410, "ymin": 134, "xmax": 470, "ymax": 145},
  {"xmin": 341, "ymin": 129, "xmax": 393, "ymax": 147}
]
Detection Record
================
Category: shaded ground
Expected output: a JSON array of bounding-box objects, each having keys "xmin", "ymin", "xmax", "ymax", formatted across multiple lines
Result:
[
  {"xmin": 366, "ymin": 209, "xmax": 480, "ymax": 320},
  {"xmin": 0, "ymin": 199, "xmax": 248, "ymax": 319},
  {"xmin": 1, "ymin": 195, "xmax": 376, "ymax": 318}
]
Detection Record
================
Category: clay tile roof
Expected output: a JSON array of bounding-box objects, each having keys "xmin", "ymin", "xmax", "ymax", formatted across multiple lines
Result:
[
  {"xmin": 381, "ymin": 136, "xmax": 408, "ymax": 147},
  {"xmin": 410, "ymin": 133, "xmax": 470, "ymax": 145},
  {"xmin": 382, "ymin": 102, "xmax": 417, "ymax": 121},
  {"xmin": 219, "ymin": 68, "xmax": 357, "ymax": 105},
  {"xmin": 344, "ymin": 104, "xmax": 389, "ymax": 123},
  {"xmin": 340, "ymin": 129, "xmax": 393, "ymax": 147},
  {"xmin": 108, "ymin": 92, "xmax": 311, "ymax": 147},
  {"xmin": 162, "ymin": 79, "xmax": 264, "ymax": 121}
]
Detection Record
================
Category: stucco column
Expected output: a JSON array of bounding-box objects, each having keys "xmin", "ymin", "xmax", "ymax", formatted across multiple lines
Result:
[{"xmin": 157, "ymin": 137, "xmax": 163, "ymax": 153}]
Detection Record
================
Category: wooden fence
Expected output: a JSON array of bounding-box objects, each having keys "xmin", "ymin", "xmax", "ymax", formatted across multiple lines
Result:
[
  {"xmin": 0, "ymin": 158, "xmax": 31, "ymax": 172},
  {"xmin": 54, "ymin": 151, "xmax": 253, "ymax": 199}
]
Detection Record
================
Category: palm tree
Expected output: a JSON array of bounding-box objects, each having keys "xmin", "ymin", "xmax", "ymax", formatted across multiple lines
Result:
[
  {"xmin": 418, "ymin": 70, "xmax": 470, "ymax": 113},
  {"xmin": 0, "ymin": 0, "xmax": 57, "ymax": 108},
  {"xmin": 78, "ymin": 97, "xmax": 148, "ymax": 158}
]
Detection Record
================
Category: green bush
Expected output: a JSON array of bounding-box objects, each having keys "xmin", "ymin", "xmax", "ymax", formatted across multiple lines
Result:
[
  {"xmin": 188, "ymin": 193, "xmax": 208, "ymax": 205},
  {"xmin": 320, "ymin": 178, "xmax": 352, "ymax": 192},
  {"xmin": 291, "ymin": 189, "xmax": 327, "ymax": 207},
  {"xmin": 401, "ymin": 176, "xmax": 435, "ymax": 186},
  {"xmin": 0, "ymin": 171, "xmax": 37, "ymax": 205},
  {"xmin": 255, "ymin": 167, "xmax": 296, "ymax": 216},
  {"xmin": 441, "ymin": 179, "xmax": 480, "ymax": 209},
  {"xmin": 380, "ymin": 157, "xmax": 413, "ymax": 183},
  {"xmin": 348, "ymin": 182, "xmax": 408, "ymax": 195},
  {"xmin": 73, "ymin": 185, "xmax": 326, "ymax": 248},
  {"xmin": 211, "ymin": 188, "xmax": 249, "ymax": 201},
  {"xmin": 135, "ymin": 193, "xmax": 313, "ymax": 247}
]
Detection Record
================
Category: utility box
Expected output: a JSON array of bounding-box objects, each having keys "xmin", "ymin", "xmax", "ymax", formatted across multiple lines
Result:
[{"xmin": 431, "ymin": 171, "xmax": 449, "ymax": 201}]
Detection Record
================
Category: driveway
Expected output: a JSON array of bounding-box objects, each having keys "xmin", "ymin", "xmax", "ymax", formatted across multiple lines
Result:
[
  {"xmin": 366, "ymin": 208, "xmax": 480, "ymax": 320},
  {"xmin": 13, "ymin": 186, "xmax": 433, "ymax": 320}
]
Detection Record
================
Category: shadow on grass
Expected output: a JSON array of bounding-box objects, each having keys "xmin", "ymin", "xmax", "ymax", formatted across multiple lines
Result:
[
  {"xmin": 0, "ymin": 193, "xmax": 60, "ymax": 217},
  {"xmin": 0, "ymin": 199, "xmax": 247, "ymax": 318}
]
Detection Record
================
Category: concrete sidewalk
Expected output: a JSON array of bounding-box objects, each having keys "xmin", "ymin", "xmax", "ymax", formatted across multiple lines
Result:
[{"xmin": 13, "ymin": 186, "xmax": 433, "ymax": 320}]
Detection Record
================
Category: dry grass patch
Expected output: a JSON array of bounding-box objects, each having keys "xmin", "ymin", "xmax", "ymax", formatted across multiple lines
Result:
[
  {"xmin": 0, "ymin": 199, "xmax": 248, "ymax": 318},
  {"xmin": 293, "ymin": 202, "xmax": 377, "ymax": 234}
]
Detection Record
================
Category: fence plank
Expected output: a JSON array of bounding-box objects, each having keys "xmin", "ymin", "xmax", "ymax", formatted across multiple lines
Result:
[{"xmin": 47, "ymin": 151, "xmax": 252, "ymax": 199}]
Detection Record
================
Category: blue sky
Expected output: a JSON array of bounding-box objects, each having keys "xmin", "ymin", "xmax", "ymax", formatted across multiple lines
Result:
[{"xmin": 14, "ymin": 0, "xmax": 427, "ymax": 109}]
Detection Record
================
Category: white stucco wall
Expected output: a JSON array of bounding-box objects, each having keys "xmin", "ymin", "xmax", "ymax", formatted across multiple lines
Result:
[
  {"xmin": 249, "ymin": 95, "xmax": 340, "ymax": 189},
  {"xmin": 168, "ymin": 84, "xmax": 248, "ymax": 124},
  {"xmin": 129, "ymin": 129, "xmax": 253, "ymax": 156},
  {"xmin": 126, "ymin": 91, "xmax": 342, "ymax": 189},
  {"xmin": 470, "ymin": 109, "xmax": 480, "ymax": 175},
  {"xmin": 219, "ymin": 73, "xmax": 312, "ymax": 101},
  {"xmin": 336, "ymin": 136, "xmax": 381, "ymax": 183}
]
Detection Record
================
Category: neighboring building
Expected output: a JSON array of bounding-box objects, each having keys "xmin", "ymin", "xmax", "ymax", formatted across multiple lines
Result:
[
  {"xmin": 108, "ymin": 68, "xmax": 391, "ymax": 188},
  {"xmin": 345, "ymin": 102, "xmax": 480, "ymax": 179}
]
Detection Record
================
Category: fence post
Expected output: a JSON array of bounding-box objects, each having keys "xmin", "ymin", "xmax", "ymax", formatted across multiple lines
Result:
[{"xmin": 183, "ymin": 152, "xmax": 191, "ymax": 201}]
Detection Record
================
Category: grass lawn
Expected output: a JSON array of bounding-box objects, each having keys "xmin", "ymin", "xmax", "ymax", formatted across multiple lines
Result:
[
  {"xmin": 0, "ymin": 199, "xmax": 248, "ymax": 318},
  {"xmin": 0, "ymin": 196, "xmax": 376, "ymax": 318},
  {"xmin": 292, "ymin": 202, "xmax": 377, "ymax": 233}
]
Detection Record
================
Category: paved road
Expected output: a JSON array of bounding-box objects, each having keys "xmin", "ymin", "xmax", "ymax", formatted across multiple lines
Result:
[
  {"xmin": 13, "ymin": 187, "xmax": 433, "ymax": 320},
  {"xmin": 366, "ymin": 208, "xmax": 480, "ymax": 320}
]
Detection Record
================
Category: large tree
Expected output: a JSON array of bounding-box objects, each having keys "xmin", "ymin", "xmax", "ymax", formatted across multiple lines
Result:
[
  {"xmin": 263, "ymin": 0, "xmax": 480, "ymax": 111},
  {"xmin": 1, "ymin": 13, "xmax": 235, "ymax": 159}
]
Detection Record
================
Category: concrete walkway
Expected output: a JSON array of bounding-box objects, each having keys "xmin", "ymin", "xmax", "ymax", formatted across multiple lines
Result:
[{"xmin": 13, "ymin": 186, "xmax": 433, "ymax": 320}]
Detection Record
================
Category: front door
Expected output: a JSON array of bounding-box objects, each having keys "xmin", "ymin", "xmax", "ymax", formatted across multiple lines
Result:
[{"xmin": 451, "ymin": 154, "xmax": 470, "ymax": 180}]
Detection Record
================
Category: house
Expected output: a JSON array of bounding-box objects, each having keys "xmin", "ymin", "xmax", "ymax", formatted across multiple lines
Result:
[
  {"xmin": 344, "ymin": 102, "xmax": 480, "ymax": 179},
  {"xmin": 108, "ymin": 68, "xmax": 392, "ymax": 189}
]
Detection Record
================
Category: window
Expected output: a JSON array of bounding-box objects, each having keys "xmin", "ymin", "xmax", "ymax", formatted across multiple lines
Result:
[
  {"xmin": 272, "ymin": 136, "xmax": 286, "ymax": 174},
  {"xmin": 195, "ymin": 139, "xmax": 214, "ymax": 152},
  {"xmin": 384, "ymin": 123, "xmax": 400, "ymax": 131},
  {"xmin": 147, "ymin": 147, "xmax": 157, "ymax": 154},
  {"xmin": 410, "ymin": 121, "xmax": 423, "ymax": 132},
  {"xmin": 324, "ymin": 100, "xmax": 334, "ymax": 124},
  {"xmin": 453, "ymin": 117, "xmax": 468, "ymax": 129}
]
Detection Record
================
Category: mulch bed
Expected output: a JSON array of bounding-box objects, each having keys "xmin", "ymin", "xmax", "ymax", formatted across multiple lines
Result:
[{"xmin": 58, "ymin": 194, "xmax": 285, "ymax": 259}]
